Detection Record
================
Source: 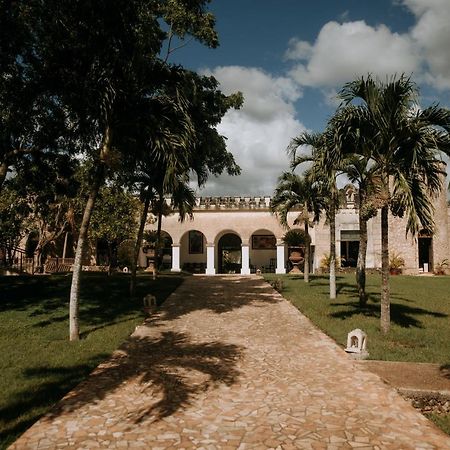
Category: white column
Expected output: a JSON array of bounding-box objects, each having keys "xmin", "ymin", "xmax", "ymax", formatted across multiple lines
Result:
[
  {"xmin": 276, "ymin": 241, "xmax": 286, "ymax": 274},
  {"xmin": 241, "ymin": 243, "xmax": 250, "ymax": 275},
  {"xmin": 206, "ymin": 243, "xmax": 215, "ymax": 275},
  {"xmin": 171, "ymin": 244, "xmax": 181, "ymax": 272}
]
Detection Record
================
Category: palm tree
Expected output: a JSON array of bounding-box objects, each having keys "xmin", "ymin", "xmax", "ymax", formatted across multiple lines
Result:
[
  {"xmin": 333, "ymin": 75, "xmax": 450, "ymax": 333},
  {"xmin": 271, "ymin": 172, "xmax": 323, "ymax": 282},
  {"xmin": 343, "ymin": 157, "xmax": 380, "ymax": 306},
  {"xmin": 129, "ymin": 157, "xmax": 196, "ymax": 296},
  {"xmin": 289, "ymin": 131, "xmax": 341, "ymax": 299}
]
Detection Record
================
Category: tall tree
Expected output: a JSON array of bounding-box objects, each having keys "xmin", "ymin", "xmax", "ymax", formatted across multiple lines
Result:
[
  {"xmin": 26, "ymin": 0, "xmax": 223, "ymax": 340},
  {"xmin": 333, "ymin": 75, "xmax": 450, "ymax": 333},
  {"xmin": 0, "ymin": 185, "xmax": 30, "ymax": 267},
  {"xmin": 7, "ymin": 153, "xmax": 79, "ymax": 272},
  {"xmin": 289, "ymin": 131, "xmax": 340, "ymax": 298},
  {"xmin": 343, "ymin": 157, "xmax": 379, "ymax": 306},
  {"xmin": 127, "ymin": 69, "xmax": 242, "ymax": 296},
  {"xmin": 89, "ymin": 186, "xmax": 140, "ymax": 273}
]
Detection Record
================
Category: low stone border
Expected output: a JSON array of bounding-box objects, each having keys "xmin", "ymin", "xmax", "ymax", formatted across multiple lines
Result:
[{"xmin": 399, "ymin": 389, "xmax": 450, "ymax": 415}]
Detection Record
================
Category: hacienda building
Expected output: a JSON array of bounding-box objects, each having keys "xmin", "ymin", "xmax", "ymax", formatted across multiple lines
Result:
[{"xmin": 139, "ymin": 184, "xmax": 450, "ymax": 276}]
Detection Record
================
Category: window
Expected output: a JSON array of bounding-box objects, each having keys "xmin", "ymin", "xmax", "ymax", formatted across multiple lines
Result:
[
  {"xmin": 189, "ymin": 230, "xmax": 204, "ymax": 254},
  {"xmin": 340, "ymin": 230, "xmax": 359, "ymax": 267},
  {"xmin": 251, "ymin": 235, "xmax": 276, "ymax": 250}
]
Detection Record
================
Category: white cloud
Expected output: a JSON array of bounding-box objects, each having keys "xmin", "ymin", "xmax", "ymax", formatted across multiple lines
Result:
[
  {"xmin": 196, "ymin": 66, "xmax": 307, "ymax": 196},
  {"xmin": 287, "ymin": 20, "xmax": 420, "ymax": 88},
  {"xmin": 403, "ymin": 0, "xmax": 450, "ymax": 90}
]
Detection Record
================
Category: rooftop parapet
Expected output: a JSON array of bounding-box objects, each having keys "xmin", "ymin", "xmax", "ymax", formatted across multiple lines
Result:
[{"xmin": 165, "ymin": 196, "xmax": 274, "ymax": 210}]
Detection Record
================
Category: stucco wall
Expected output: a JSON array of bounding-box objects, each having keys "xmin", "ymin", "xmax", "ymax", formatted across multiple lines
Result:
[{"xmin": 143, "ymin": 196, "xmax": 450, "ymax": 274}]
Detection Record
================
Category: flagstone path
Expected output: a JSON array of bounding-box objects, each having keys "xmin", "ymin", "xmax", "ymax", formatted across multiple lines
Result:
[{"xmin": 10, "ymin": 275, "xmax": 450, "ymax": 449}]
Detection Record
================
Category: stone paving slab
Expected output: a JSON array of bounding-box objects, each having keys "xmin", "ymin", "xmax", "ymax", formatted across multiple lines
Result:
[{"xmin": 10, "ymin": 275, "xmax": 450, "ymax": 449}]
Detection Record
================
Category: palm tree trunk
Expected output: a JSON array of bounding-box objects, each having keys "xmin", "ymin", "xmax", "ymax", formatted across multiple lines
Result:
[
  {"xmin": 304, "ymin": 219, "xmax": 310, "ymax": 283},
  {"xmin": 130, "ymin": 193, "xmax": 151, "ymax": 297},
  {"xmin": 329, "ymin": 199, "xmax": 336, "ymax": 300},
  {"xmin": 356, "ymin": 216, "xmax": 368, "ymax": 306},
  {"xmin": 380, "ymin": 204, "xmax": 390, "ymax": 333},
  {"xmin": 62, "ymin": 231, "xmax": 69, "ymax": 259},
  {"xmin": 356, "ymin": 187, "xmax": 368, "ymax": 306},
  {"xmin": 69, "ymin": 126, "xmax": 110, "ymax": 341},
  {"xmin": 156, "ymin": 195, "xmax": 163, "ymax": 274}
]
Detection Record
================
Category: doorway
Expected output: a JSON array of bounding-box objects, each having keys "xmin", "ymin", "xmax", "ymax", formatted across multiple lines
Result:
[
  {"xmin": 418, "ymin": 231, "xmax": 433, "ymax": 271},
  {"xmin": 218, "ymin": 233, "xmax": 242, "ymax": 273}
]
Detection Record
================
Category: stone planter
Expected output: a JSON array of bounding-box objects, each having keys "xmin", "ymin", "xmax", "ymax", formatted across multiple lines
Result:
[{"xmin": 289, "ymin": 247, "xmax": 305, "ymax": 274}]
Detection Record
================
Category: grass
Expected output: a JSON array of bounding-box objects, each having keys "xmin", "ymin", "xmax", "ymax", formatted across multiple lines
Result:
[
  {"xmin": 265, "ymin": 272, "xmax": 450, "ymax": 435},
  {"xmin": 265, "ymin": 273, "xmax": 450, "ymax": 363},
  {"xmin": 0, "ymin": 272, "xmax": 184, "ymax": 450}
]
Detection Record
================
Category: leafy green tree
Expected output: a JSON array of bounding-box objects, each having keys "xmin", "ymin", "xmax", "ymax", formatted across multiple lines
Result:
[
  {"xmin": 333, "ymin": 75, "xmax": 450, "ymax": 333},
  {"xmin": 25, "ymin": 0, "xmax": 224, "ymax": 340},
  {"xmin": 7, "ymin": 153, "xmax": 79, "ymax": 271},
  {"xmin": 0, "ymin": 1, "xmax": 72, "ymax": 193},
  {"xmin": 0, "ymin": 186, "xmax": 30, "ymax": 266},
  {"xmin": 89, "ymin": 186, "xmax": 140, "ymax": 273}
]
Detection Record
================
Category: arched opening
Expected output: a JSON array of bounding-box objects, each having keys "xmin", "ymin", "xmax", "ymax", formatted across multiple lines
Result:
[
  {"xmin": 180, "ymin": 229, "xmax": 206, "ymax": 273},
  {"xmin": 159, "ymin": 231, "xmax": 173, "ymax": 270},
  {"xmin": 418, "ymin": 230, "xmax": 433, "ymax": 272},
  {"xmin": 218, "ymin": 233, "xmax": 242, "ymax": 274},
  {"xmin": 249, "ymin": 229, "xmax": 277, "ymax": 273}
]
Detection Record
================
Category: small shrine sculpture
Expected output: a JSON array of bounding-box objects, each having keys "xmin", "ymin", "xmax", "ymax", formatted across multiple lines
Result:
[{"xmin": 345, "ymin": 328, "xmax": 369, "ymax": 359}]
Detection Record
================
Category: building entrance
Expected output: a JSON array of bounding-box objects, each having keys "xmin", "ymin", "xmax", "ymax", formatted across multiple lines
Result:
[{"xmin": 218, "ymin": 233, "xmax": 242, "ymax": 274}]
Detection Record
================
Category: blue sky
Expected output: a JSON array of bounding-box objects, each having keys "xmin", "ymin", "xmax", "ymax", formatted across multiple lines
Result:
[{"xmin": 169, "ymin": 0, "xmax": 450, "ymax": 195}]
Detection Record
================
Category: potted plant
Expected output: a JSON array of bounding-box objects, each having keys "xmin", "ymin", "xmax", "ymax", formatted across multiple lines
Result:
[
  {"xmin": 389, "ymin": 252, "xmax": 405, "ymax": 275},
  {"xmin": 142, "ymin": 231, "xmax": 158, "ymax": 256},
  {"xmin": 282, "ymin": 229, "xmax": 308, "ymax": 273},
  {"xmin": 319, "ymin": 254, "xmax": 342, "ymax": 274},
  {"xmin": 433, "ymin": 259, "xmax": 449, "ymax": 275}
]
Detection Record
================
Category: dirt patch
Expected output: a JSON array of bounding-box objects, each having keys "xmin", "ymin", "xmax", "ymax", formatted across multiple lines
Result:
[
  {"xmin": 358, "ymin": 360, "xmax": 450, "ymax": 415},
  {"xmin": 358, "ymin": 360, "xmax": 450, "ymax": 392}
]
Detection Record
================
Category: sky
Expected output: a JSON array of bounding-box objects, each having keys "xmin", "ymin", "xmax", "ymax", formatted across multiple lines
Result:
[{"xmin": 169, "ymin": 0, "xmax": 450, "ymax": 196}]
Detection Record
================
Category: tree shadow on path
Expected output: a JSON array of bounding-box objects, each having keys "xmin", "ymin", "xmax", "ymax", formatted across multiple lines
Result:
[
  {"xmin": 146, "ymin": 275, "xmax": 280, "ymax": 325},
  {"xmin": 23, "ymin": 331, "xmax": 242, "ymax": 427}
]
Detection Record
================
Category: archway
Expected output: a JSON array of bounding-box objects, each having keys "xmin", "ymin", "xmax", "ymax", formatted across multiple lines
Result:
[
  {"xmin": 180, "ymin": 229, "xmax": 206, "ymax": 273},
  {"xmin": 159, "ymin": 231, "xmax": 173, "ymax": 270},
  {"xmin": 218, "ymin": 233, "xmax": 242, "ymax": 274},
  {"xmin": 418, "ymin": 230, "xmax": 433, "ymax": 272},
  {"xmin": 249, "ymin": 229, "xmax": 277, "ymax": 273}
]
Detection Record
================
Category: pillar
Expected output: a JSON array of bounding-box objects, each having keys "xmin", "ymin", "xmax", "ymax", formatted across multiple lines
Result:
[
  {"xmin": 276, "ymin": 240, "xmax": 286, "ymax": 274},
  {"xmin": 241, "ymin": 242, "xmax": 250, "ymax": 275},
  {"xmin": 171, "ymin": 243, "xmax": 181, "ymax": 272},
  {"xmin": 206, "ymin": 243, "xmax": 215, "ymax": 275}
]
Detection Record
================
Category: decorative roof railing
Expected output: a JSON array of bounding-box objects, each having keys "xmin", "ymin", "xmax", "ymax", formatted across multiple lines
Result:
[
  {"xmin": 195, "ymin": 196, "xmax": 273, "ymax": 210},
  {"xmin": 165, "ymin": 196, "xmax": 273, "ymax": 210}
]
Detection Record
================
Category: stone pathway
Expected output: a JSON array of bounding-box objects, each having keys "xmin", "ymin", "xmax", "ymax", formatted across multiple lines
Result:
[{"xmin": 10, "ymin": 275, "xmax": 450, "ymax": 449}]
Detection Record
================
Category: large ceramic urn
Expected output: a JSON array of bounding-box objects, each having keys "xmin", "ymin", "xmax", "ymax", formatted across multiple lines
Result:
[{"xmin": 289, "ymin": 247, "xmax": 305, "ymax": 273}]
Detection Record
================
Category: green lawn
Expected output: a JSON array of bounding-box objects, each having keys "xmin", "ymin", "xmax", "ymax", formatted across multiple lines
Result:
[
  {"xmin": 265, "ymin": 273, "xmax": 450, "ymax": 364},
  {"xmin": 0, "ymin": 272, "xmax": 184, "ymax": 450}
]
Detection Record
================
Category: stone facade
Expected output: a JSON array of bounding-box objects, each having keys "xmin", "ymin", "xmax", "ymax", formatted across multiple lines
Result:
[{"xmin": 142, "ymin": 190, "xmax": 450, "ymax": 276}]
